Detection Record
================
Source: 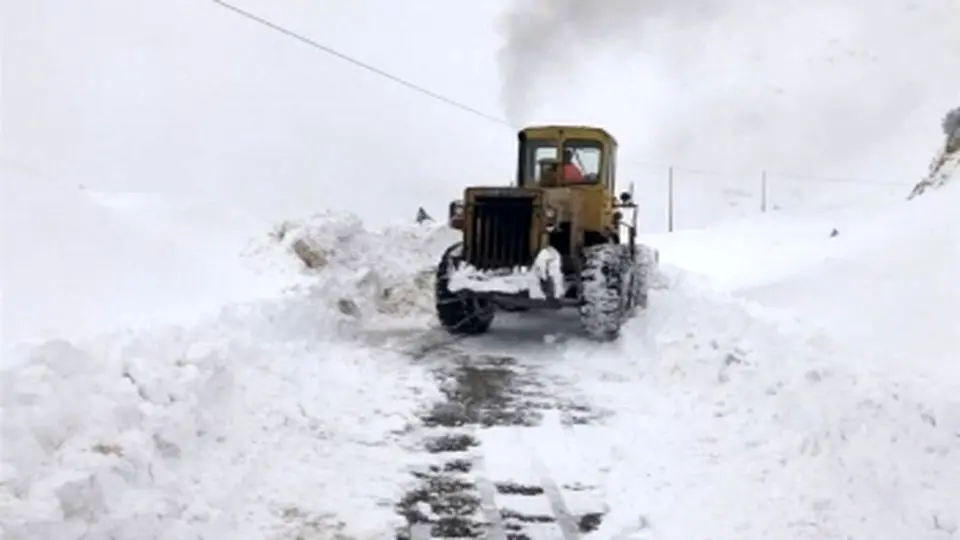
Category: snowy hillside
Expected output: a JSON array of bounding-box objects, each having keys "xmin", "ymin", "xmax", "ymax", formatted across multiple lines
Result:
[
  {"xmin": 647, "ymin": 108, "xmax": 960, "ymax": 392},
  {"xmin": 738, "ymin": 112, "xmax": 960, "ymax": 404},
  {"xmin": 0, "ymin": 170, "xmax": 280, "ymax": 343}
]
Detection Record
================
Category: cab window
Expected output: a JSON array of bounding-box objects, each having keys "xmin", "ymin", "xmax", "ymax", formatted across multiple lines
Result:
[
  {"xmin": 561, "ymin": 139, "xmax": 603, "ymax": 185},
  {"xmin": 519, "ymin": 137, "xmax": 605, "ymax": 186},
  {"xmin": 520, "ymin": 139, "xmax": 559, "ymax": 187}
]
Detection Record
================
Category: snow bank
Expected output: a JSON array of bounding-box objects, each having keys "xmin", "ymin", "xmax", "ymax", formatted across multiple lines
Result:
[
  {"xmin": 1, "ymin": 211, "xmax": 455, "ymax": 539},
  {"xmin": 639, "ymin": 212, "xmax": 851, "ymax": 291},
  {"xmin": 741, "ymin": 180, "xmax": 960, "ymax": 399},
  {"xmin": 0, "ymin": 307, "xmax": 442, "ymax": 539},
  {"xmin": 251, "ymin": 211, "xmax": 458, "ymax": 325},
  {"xmin": 598, "ymin": 116, "xmax": 960, "ymax": 538},
  {"xmin": 546, "ymin": 270, "xmax": 960, "ymax": 539}
]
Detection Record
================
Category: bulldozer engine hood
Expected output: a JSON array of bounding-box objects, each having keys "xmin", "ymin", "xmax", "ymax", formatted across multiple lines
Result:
[
  {"xmin": 463, "ymin": 186, "xmax": 587, "ymax": 217},
  {"xmin": 464, "ymin": 186, "xmax": 539, "ymax": 202}
]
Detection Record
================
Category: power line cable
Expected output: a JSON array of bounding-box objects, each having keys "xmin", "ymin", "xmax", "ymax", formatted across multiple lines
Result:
[{"xmin": 211, "ymin": 0, "xmax": 515, "ymax": 128}]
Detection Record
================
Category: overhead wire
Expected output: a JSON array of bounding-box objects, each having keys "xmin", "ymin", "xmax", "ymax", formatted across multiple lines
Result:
[{"xmin": 211, "ymin": 0, "xmax": 515, "ymax": 128}]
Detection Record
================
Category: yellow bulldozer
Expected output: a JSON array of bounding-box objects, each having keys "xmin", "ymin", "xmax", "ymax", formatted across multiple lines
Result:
[{"xmin": 435, "ymin": 125, "xmax": 658, "ymax": 340}]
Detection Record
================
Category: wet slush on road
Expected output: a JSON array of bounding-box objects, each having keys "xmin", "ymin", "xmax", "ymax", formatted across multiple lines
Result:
[{"xmin": 394, "ymin": 351, "xmax": 608, "ymax": 539}]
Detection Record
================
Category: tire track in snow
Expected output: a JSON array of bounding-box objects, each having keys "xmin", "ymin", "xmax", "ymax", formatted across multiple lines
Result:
[{"xmin": 390, "ymin": 332, "xmax": 610, "ymax": 540}]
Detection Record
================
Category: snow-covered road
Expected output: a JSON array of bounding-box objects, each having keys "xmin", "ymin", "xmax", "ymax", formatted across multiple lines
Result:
[{"xmin": 4, "ymin": 192, "xmax": 960, "ymax": 539}]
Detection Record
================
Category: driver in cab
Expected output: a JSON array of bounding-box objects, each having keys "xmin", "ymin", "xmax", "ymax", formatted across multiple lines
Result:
[{"xmin": 561, "ymin": 148, "xmax": 585, "ymax": 183}]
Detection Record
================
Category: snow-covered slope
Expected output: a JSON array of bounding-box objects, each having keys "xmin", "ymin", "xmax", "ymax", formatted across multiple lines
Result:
[
  {"xmin": 743, "ymin": 118, "xmax": 960, "ymax": 406},
  {"xmin": 647, "ymin": 112, "xmax": 960, "ymax": 394},
  {"xmin": 746, "ymin": 187, "xmax": 959, "ymax": 379},
  {"xmin": 0, "ymin": 171, "xmax": 281, "ymax": 344}
]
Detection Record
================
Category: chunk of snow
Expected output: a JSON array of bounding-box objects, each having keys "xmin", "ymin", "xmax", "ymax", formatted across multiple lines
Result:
[{"xmin": 253, "ymin": 210, "xmax": 459, "ymax": 324}]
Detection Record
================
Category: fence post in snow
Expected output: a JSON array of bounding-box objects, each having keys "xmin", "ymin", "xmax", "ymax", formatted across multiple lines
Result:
[
  {"xmin": 667, "ymin": 166, "xmax": 675, "ymax": 232},
  {"xmin": 761, "ymin": 170, "xmax": 768, "ymax": 212}
]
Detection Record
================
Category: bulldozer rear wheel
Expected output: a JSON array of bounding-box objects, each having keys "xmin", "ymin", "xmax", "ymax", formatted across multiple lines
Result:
[
  {"xmin": 579, "ymin": 243, "xmax": 632, "ymax": 340},
  {"xmin": 435, "ymin": 242, "xmax": 495, "ymax": 335}
]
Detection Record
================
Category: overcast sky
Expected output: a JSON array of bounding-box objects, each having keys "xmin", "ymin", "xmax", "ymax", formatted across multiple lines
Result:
[{"xmin": 4, "ymin": 0, "xmax": 512, "ymax": 223}]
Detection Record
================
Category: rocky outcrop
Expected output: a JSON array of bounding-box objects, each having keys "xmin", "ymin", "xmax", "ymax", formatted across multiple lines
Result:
[{"xmin": 909, "ymin": 105, "xmax": 960, "ymax": 199}]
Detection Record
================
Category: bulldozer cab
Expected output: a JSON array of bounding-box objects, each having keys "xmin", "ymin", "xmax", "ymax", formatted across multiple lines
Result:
[{"xmin": 516, "ymin": 126, "xmax": 618, "ymax": 191}]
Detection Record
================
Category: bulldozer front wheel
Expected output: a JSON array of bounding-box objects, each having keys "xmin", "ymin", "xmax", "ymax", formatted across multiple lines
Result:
[{"xmin": 435, "ymin": 243, "xmax": 495, "ymax": 335}]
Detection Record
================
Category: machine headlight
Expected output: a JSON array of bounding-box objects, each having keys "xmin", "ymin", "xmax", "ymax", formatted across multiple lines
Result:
[
  {"xmin": 448, "ymin": 200, "xmax": 465, "ymax": 228},
  {"xmin": 544, "ymin": 206, "xmax": 559, "ymax": 229},
  {"xmin": 449, "ymin": 200, "xmax": 464, "ymax": 218}
]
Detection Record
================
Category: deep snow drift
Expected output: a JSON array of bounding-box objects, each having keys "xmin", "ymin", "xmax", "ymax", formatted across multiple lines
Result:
[{"xmin": 0, "ymin": 210, "xmax": 459, "ymax": 539}]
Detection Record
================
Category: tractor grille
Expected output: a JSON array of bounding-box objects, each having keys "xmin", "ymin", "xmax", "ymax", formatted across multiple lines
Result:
[{"xmin": 466, "ymin": 196, "xmax": 535, "ymax": 270}]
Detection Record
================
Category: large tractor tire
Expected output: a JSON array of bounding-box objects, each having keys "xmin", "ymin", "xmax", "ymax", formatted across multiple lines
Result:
[
  {"xmin": 435, "ymin": 242, "xmax": 495, "ymax": 335},
  {"xmin": 579, "ymin": 243, "xmax": 634, "ymax": 340}
]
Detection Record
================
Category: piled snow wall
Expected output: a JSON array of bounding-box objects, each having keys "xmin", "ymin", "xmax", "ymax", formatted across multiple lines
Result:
[
  {"xmin": 1, "ymin": 211, "xmax": 455, "ymax": 539},
  {"xmin": 256, "ymin": 211, "xmax": 458, "ymax": 322}
]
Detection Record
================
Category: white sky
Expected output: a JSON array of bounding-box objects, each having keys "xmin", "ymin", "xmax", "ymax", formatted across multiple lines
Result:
[
  {"xmin": 3, "ymin": 0, "xmax": 513, "ymax": 225},
  {"xmin": 4, "ymin": 0, "xmax": 959, "ymax": 227}
]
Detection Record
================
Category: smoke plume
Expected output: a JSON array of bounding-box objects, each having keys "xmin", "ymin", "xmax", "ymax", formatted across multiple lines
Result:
[
  {"xmin": 496, "ymin": 0, "xmax": 723, "ymax": 124},
  {"xmin": 496, "ymin": 0, "xmax": 960, "ymax": 178}
]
